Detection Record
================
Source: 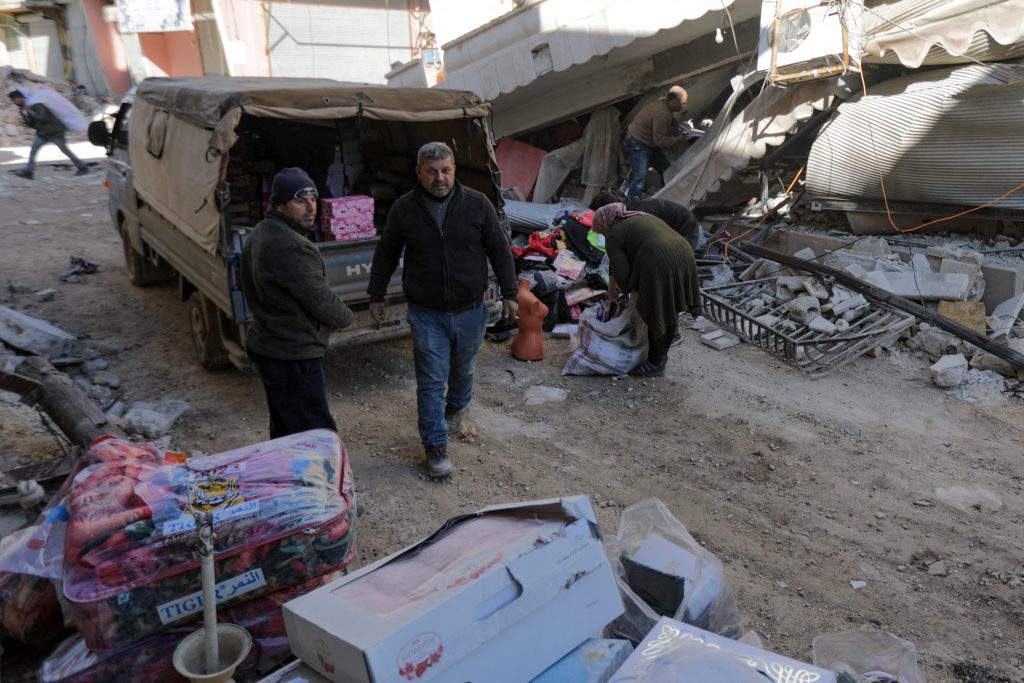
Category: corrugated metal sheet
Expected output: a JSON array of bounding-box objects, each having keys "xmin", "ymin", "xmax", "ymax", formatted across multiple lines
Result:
[
  {"xmin": 439, "ymin": 0, "xmax": 741, "ymax": 101},
  {"xmin": 861, "ymin": 0, "xmax": 1024, "ymax": 67},
  {"xmin": 806, "ymin": 63, "xmax": 1024, "ymax": 209},
  {"xmin": 656, "ymin": 78, "xmax": 837, "ymax": 206}
]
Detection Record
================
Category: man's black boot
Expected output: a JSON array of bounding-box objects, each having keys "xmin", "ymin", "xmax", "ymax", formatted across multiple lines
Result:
[{"xmin": 424, "ymin": 444, "xmax": 453, "ymax": 479}]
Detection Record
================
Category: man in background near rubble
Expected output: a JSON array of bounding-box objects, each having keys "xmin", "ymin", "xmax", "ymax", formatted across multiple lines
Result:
[
  {"xmin": 592, "ymin": 189, "xmax": 702, "ymax": 253},
  {"xmin": 241, "ymin": 167, "xmax": 353, "ymax": 439},
  {"xmin": 622, "ymin": 85, "xmax": 692, "ymax": 199},
  {"xmin": 8, "ymin": 89, "xmax": 89, "ymax": 180},
  {"xmin": 368, "ymin": 142, "xmax": 518, "ymax": 480}
]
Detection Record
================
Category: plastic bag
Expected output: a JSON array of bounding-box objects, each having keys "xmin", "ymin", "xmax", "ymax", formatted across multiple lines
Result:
[
  {"xmin": 705, "ymin": 263, "xmax": 735, "ymax": 287},
  {"xmin": 562, "ymin": 297, "xmax": 648, "ymax": 376},
  {"xmin": 63, "ymin": 430, "xmax": 355, "ymax": 651},
  {"xmin": 605, "ymin": 498, "xmax": 743, "ymax": 643},
  {"xmin": 40, "ymin": 571, "xmax": 340, "ymax": 683},
  {"xmin": 812, "ymin": 627, "xmax": 927, "ymax": 683},
  {"xmin": 22, "ymin": 86, "xmax": 88, "ymax": 133},
  {"xmin": 0, "ymin": 475, "xmax": 77, "ymax": 645}
]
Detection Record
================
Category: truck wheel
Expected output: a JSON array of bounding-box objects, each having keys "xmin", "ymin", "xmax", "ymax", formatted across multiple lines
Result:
[
  {"xmin": 188, "ymin": 292, "xmax": 231, "ymax": 370},
  {"xmin": 122, "ymin": 236, "xmax": 158, "ymax": 287}
]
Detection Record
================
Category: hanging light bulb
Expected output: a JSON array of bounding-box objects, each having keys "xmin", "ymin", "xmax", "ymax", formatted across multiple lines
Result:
[{"xmin": 715, "ymin": 27, "xmax": 724, "ymax": 44}]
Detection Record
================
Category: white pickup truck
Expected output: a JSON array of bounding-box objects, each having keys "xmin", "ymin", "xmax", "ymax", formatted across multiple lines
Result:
[{"xmin": 89, "ymin": 77, "xmax": 504, "ymax": 370}]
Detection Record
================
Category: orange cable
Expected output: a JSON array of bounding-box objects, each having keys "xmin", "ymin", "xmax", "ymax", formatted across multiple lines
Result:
[
  {"xmin": 858, "ymin": 68, "xmax": 1024, "ymax": 234},
  {"xmin": 714, "ymin": 166, "xmax": 804, "ymax": 261}
]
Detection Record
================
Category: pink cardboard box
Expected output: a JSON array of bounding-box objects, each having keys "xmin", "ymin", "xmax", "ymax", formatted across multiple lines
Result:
[{"xmin": 322, "ymin": 195, "xmax": 373, "ymax": 218}]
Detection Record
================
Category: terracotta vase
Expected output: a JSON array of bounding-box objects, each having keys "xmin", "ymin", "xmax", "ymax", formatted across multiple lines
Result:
[{"xmin": 511, "ymin": 278, "xmax": 548, "ymax": 361}]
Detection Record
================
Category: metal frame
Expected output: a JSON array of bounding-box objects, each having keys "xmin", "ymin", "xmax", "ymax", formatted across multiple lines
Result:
[{"xmin": 700, "ymin": 277, "xmax": 915, "ymax": 377}]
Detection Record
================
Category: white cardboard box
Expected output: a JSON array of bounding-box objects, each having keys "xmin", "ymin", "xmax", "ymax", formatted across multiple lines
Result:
[{"xmin": 284, "ymin": 496, "xmax": 623, "ymax": 683}]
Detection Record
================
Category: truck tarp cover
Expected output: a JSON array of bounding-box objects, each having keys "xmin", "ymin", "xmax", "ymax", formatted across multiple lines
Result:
[{"xmin": 129, "ymin": 77, "xmax": 492, "ymax": 256}]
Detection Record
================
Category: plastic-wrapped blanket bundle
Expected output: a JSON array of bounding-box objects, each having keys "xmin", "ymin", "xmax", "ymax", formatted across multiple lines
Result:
[
  {"xmin": 40, "ymin": 572, "xmax": 340, "ymax": 683},
  {"xmin": 63, "ymin": 429, "xmax": 355, "ymax": 651}
]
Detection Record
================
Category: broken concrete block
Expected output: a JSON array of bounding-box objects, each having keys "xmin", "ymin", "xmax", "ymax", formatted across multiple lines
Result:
[
  {"xmin": 863, "ymin": 270, "xmax": 891, "ymax": 291},
  {"xmin": 81, "ymin": 358, "xmax": 109, "ymax": 374},
  {"xmin": 875, "ymin": 272, "xmax": 971, "ymax": 301},
  {"xmin": 911, "ymin": 253, "xmax": 933, "ymax": 273},
  {"xmin": 124, "ymin": 400, "xmax": 191, "ymax": 439},
  {"xmin": 808, "ymin": 316, "xmax": 838, "ymax": 334},
  {"xmin": 793, "ymin": 247, "xmax": 817, "ymax": 262},
  {"xmin": 90, "ymin": 370, "xmax": 120, "ymax": 389},
  {"xmin": 0, "ymin": 306, "xmax": 83, "ymax": 361},
  {"xmin": 832, "ymin": 294, "xmax": 868, "ymax": 316},
  {"xmin": 968, "ymin": 338, "xmax": 1024, "ymax": 378},
  {"xmin": 787, "ymin": 295, "xmax": 822, "ymax": 324},
  {"xmin": 35, "ymin": 288, "xmax": 57, "ymax": 301},
  {"xmin": 987, "ymin": 291, "xmax": 1024, "ymax": 338},
  {"xmin": 980, "ymin": 260, "xmax": 1024, "ymax": 313},
  {"xmin": 909, "ymin": 327, "xmax": 964, "ymax": 359},
  {"xmin": 88, "ymin": 384, "xmax": 114, "ymax": 406},
  {"xmin": 850, "ymin": 236, "xmax": 892, "ymax": 257},
  {"xmin": 739, "ymin": 259, "xmax": 763, "ymax": 282},
  {"xmin": 701, "ymin": 330, "xmax": 741, "ymax": 351},
  {"xmin": 835, "ymin": 319, "xmax": 851, "ymax": 333},
  {"xmin": 930, "ymin": 353, "xmax": 968, "ymax": 387},
  {"xmin": 803, "ymin": 277, "xmax": 829, "ymax": 300},
  {"xmin": 936, "ymin": 300, "xmax": 986, "ymax": 334},
  {"xmin": 754, "ymin": 259, "xmax": 782, "ymax": 279},
  {"xmin": 940, "ymin": 258, "xmax": 985, "ymax": 300}
]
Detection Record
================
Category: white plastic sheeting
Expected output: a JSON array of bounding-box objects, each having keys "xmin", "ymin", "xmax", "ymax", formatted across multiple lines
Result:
[
  {"xmin": 861, "ymin": 0, "xmax": 1024, "ymax": 68},
  {"xmin": 806, "ymin": 63, "xmax": 1024, "ymax": 209}
]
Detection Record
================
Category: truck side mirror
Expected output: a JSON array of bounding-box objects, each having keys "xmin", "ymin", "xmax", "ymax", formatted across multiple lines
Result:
[{"xmin": 88, "ymin": 120, "xmax": 111, "ymax": 148}]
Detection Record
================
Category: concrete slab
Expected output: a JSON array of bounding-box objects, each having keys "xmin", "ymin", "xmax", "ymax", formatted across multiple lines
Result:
[
  {"xmin": 987, "ymin": 291, "xmax": 1024, "ymax": 338},
  {"xmin": 876, "ymin": 272, "xmax": 971, "ymax": 301},
  {"xmin": 701, "ymin": 331, "xmax": 741, "ymax": 350},
  {"xmin": 0, "ymin": 306, "xmax": 82, "ymax": 360},
  {"xmin": 980, "ymin": 260, "xmax": 1024, "ymax": 313}
]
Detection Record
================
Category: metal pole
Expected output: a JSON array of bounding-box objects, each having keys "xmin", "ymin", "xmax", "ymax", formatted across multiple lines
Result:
[{"xmin": 196, "ymin": 510, "xmax": 219, "ymax": 674}]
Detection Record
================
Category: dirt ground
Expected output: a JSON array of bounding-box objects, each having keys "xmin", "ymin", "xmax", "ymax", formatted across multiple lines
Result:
[{"xmin": 1, "ymin": 160, "xmax": 1022, "ymax": 683}]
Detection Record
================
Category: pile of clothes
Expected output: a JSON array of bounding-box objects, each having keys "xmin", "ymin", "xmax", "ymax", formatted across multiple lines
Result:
[{"xmin": 510, "ymin": 209, "xmax": 611, "ymax": 333}]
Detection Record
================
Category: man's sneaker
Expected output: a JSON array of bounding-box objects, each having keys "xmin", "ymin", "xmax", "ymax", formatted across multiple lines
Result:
[
  {"xmin": 424, "ymin": 445, "xmax": 453, "ymax": 479},
  {"xmin": 74, "ymin": 167, "xmax": 91, "ymax": 176},
  {"xmin": 445, "ymin": 404, "xmax": 468, "ymax": 435},
  {"xmin": 14, "ymin": 170, "xmax": 33, "ymax": 179}
]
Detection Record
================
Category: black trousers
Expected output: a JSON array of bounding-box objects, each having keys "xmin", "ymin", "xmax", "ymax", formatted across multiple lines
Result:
[
  {"xmin": 647, "ymin": 321, "xmax": 678, "ymax": 366},
  {"xmin": 248, "ymin": 351, "xmax": 337, "ymax": 439}
]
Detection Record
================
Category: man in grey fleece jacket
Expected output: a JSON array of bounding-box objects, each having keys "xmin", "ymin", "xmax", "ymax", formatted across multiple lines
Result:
[{"xmin": 241, "ymin": 167, "xmax": 353, "ymax": 439}]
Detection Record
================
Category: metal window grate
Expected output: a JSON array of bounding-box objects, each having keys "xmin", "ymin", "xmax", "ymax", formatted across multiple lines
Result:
[{"xmin": 700, "ymin": 277, "xmax": 916, "ymax": 378}]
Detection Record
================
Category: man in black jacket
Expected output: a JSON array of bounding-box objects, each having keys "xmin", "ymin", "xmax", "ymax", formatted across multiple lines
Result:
[
  {"xmin": 368, "ymin": 142, "xmax": 518, "ymax": 479},
  {"xmin": 8, "ymin": 89, "xmax": 89, "ymax": 180},
  {"xmin": 241, "ymin": 167, "xmax": 354, "ymax": 439}
]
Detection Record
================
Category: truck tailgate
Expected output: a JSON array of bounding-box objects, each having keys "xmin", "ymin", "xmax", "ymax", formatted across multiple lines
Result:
[{"xmin": 318, "ymin": 238, "xmax": 400, "ymax": 305}]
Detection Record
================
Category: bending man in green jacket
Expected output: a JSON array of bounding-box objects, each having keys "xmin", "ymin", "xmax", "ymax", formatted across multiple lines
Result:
[
  {"xmin": 241, "ymin": 167, "xmax": 354, "ymax": 439},
  {"xmin": 8, "ymin": 89, "xmax": 89, "ymax": 180}
]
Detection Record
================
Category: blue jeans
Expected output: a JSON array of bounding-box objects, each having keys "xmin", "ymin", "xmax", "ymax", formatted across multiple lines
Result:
[
  {"xmin": 26, "ymin": 134, "xmax": 87, "ymax": 173},
  {"xmin": 407, "ymin": 302, "xmax": 488, "ymax": 448},
  {"xmin": 624, "ymin": 137, "xmax": 652, "ymax": 199}
]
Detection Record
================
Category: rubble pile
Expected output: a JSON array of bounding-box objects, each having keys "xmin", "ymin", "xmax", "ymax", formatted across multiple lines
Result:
[
  {"xmin": 728, "ymin": 229, "xmax": 1024, "ymax": 394},
  {"xmin": 0, "ymin": 66, "xmax": 102, "ymax": 147}
]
